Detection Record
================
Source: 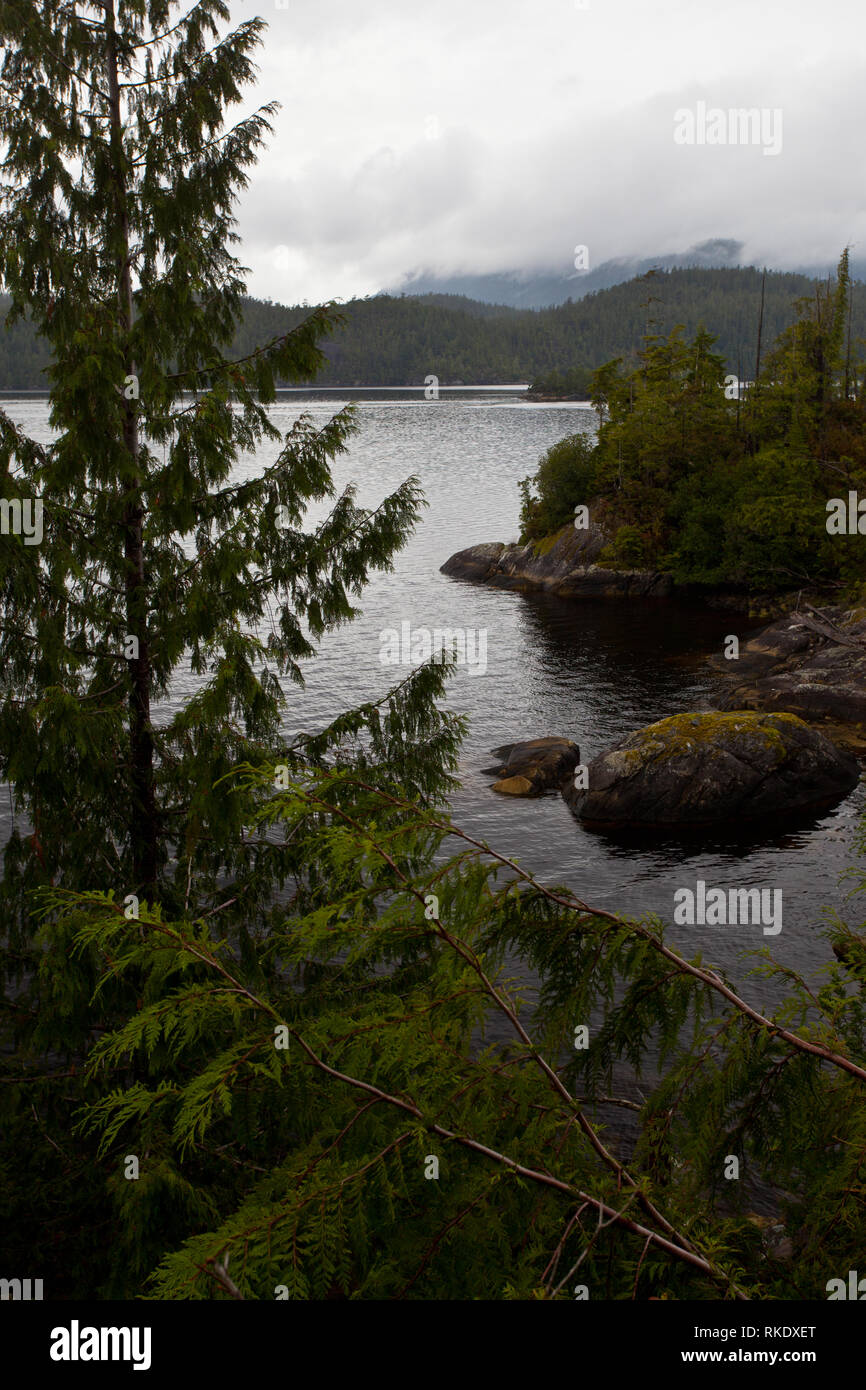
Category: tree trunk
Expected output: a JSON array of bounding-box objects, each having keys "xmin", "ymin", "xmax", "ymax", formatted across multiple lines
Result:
[
  {"xmin": 754, "ymin": 268, "xmax": 766, "ymax": 389},
  {"xmin": 105, "ymin": 0, "xmax": 158, "ymax": 894}
]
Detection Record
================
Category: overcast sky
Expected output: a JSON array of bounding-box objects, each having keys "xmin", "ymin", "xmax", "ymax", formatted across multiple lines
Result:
[{"xmin": 227, "ymin": 0, "xmax": 866, "ymax": 304}]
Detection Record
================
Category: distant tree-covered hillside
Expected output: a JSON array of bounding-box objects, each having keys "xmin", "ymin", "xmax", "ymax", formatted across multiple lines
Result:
[
  {"xmin": 387, "ymin": 241, "xmax": 866, "ymax": 307},
  {"xmin": 3, "ymin": 267, "xmax": 866, "ymax": 390}
]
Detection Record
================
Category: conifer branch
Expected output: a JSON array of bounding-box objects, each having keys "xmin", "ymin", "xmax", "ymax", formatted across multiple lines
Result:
[{"xmin": 338, "ymin": 778, "xmax": 866, "ymax": 1085}]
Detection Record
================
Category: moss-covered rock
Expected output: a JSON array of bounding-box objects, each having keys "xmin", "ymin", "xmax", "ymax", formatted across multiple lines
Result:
[{"xmin": 564, "ymin": 711, "xmax": 860, "ymax": 829}]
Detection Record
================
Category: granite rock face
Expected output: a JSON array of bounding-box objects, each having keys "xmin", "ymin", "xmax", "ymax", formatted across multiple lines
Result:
[{"xmin": 563, "ymin": 711, "xmax": 860, "ymax": 829}]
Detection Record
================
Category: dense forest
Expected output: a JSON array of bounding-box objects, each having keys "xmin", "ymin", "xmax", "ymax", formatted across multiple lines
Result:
[
  {"xmin": 527, "ymin": 364, "xmax": 596, "ymax": 398},
  {"xmin": 520, "ymin": 251, "xmax": 866, "ymax": 595},
  {"xmin": 3, "ymin": 266, "xmax": 866, "ymax": 390}
]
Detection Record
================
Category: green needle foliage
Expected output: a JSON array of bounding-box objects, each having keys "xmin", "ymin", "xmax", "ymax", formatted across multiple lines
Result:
[
  {"xmin": 26, "ymin": 770, "xmax": 866, "ymax": 1300},
  {"xmin": 0, "ymin": 0, "xmax": 450, "ymax": 921}
]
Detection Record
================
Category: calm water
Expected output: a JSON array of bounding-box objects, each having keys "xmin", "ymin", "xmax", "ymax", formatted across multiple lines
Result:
[{"xmin": 4, "ymin": 390, "xmax": 864, "ymax": 1033}]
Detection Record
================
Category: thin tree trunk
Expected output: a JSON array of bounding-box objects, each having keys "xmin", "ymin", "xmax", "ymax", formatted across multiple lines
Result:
[
  {"xmin": 754, "ymin": 268, "xmax": 766, "ymax": 388},
  {"xmin": 105, "ymin": 0, "xmax": 158, "ymax": 893},
  {"xmin": 845, "ymin": 285, "xmax": 853, "ymax": 401}
]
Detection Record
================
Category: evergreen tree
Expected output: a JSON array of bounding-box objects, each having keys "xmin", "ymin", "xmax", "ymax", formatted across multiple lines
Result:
[
  {"xmin": 0, "ymin": 0, "xmax": 461, "ymax": 1292},
  {"xmin": 0, "ymin": 0, "xmax": 446, "ymax": 918}
]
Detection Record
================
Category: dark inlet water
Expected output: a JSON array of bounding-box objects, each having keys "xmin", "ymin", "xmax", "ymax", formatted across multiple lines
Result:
[{"xmin": 4, "ymin": 389, "xmax": 864, "ymax": 1043}]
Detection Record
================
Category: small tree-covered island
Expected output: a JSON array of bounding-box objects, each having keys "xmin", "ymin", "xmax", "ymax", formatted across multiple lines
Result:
[
  {"xmin": 1, "ymin": 0, "xmax": 865, "ymax": 1316},
  {"xmin": 451, "ymin": 251, "xmax": 866, "ymax": 598}
]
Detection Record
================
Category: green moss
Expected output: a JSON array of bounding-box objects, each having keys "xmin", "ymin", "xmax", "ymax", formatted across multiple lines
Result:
[
  {"xmin": 622, "ymin": 710, "xmax": 805, "ymax": 765},
  {"xmin": 530, "ymin": 524, "xmax": 572, "ymax": 559},
  {"xmin": 531, "ymin": 533, "xmax": 557, "ymax": 558},
  {"xmin": 609, "ymin": 746, "xmax": 647, "ymax": 773}
]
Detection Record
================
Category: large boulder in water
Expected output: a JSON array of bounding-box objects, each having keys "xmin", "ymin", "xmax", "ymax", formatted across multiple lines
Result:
[
  {"xmin": 483, "ymin": 736, "xmax": 581, "ymax": 796},
  {"xmin": 564, "ymin": 711, "xmax": 860, "ymax": 828}
]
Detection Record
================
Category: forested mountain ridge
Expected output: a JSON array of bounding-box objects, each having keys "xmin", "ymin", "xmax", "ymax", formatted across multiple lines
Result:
[
  {"xmin": 388, "ymin": 243, "xmax": 866, "ymax": 308},
  {"xmin": 3, "ymin": 266, "xmax": 865, "ymax": 389}
]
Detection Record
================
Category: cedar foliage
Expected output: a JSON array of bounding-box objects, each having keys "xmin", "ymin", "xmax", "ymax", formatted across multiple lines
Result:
[
  {"xmin": 0, "ymin": 0, "xmax": 456, "ymax": 1293},
  {"xmin": 26, "ymin": 771, "xmax": 866, "ymax": 1300}
]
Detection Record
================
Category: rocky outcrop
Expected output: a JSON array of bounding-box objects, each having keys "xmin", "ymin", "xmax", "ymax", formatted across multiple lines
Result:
[
  {"xmin": 441, "ymin": 523, "xmax": 675, "ymax": 599},
  {"xmin": 713, "ymin": 605, "xmax": 866, "ymax": 753},
  {"xmin": 563, "ymin": 711, "xmax": 860, "ymax": 829},
  {"xmin": 482, "ymin": 737, "xmax": 581, "ymax": 796}
]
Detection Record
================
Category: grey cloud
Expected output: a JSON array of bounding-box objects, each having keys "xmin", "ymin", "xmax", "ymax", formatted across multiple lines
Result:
[{"xmin": 230, "ymin": 1, "xmax": 866, "ymax": 301}]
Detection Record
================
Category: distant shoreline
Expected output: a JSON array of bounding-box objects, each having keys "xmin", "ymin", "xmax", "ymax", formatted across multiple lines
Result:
[{"xmin": 0, "ymin": 384, "xmax": 534, "ymax": 395}]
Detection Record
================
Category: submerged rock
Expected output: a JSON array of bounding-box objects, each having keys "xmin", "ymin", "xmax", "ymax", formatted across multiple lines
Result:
[
  {"xmin": 563, "ymin": 711, "xmax": 860, "ymax": 829},
  {"xmin": 483, "ymin": 736, "xmax": 581, "ymax": 797}
]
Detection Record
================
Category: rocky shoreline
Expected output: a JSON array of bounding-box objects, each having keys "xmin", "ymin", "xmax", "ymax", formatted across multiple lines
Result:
[
  {"xmin": 440, "ymin": 522, "xmax": 759, "ymax": 608},
  {"xmin": 711, "ymin": 605, "xmax": 866, "ymax": 756},
  {"xmin": 443, "ymin": 532, "xmax": 866, "ymax": 756},
  {"xmin": 440, "ymin": 522, "xmax": 675, "ymax": 599}
]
